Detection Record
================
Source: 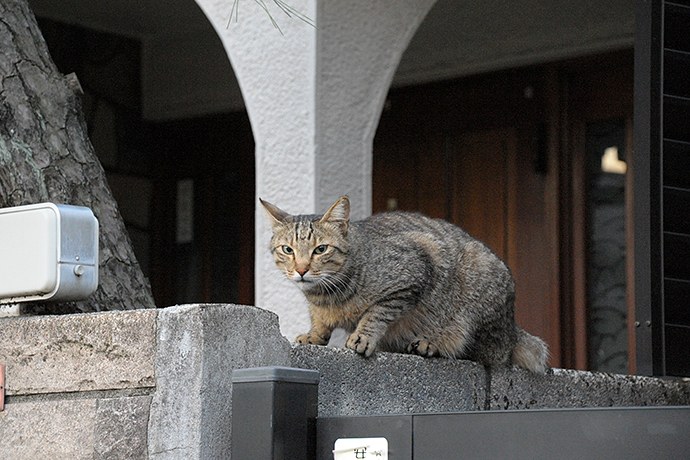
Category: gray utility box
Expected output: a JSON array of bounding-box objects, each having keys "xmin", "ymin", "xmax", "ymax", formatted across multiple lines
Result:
[{"xmin": 0, "ymin": 203, "xmax": 99, "ymax": 304}]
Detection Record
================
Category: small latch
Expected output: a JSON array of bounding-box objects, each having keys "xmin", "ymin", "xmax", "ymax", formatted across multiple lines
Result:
[{"xmin": 0, "ymin": 362, "xmax": 5, "ymax": 411}]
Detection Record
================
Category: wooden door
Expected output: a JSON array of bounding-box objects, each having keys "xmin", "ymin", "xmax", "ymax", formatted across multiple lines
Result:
[
  {"xmin": 375, "ymin": 119, "xmax": 561, "ymax": 366},
  {"xmin": 448, "ymin": 127, "xmax": 560, "ymax": 363},
  {"xmin": 450, "ymin": 128, "xmax": 513, "ymax": 259}
]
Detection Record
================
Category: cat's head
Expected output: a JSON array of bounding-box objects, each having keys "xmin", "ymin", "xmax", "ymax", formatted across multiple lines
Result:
[{"xmin": 260, "ymin": 196, "xmax": 350, "ymax": 291}]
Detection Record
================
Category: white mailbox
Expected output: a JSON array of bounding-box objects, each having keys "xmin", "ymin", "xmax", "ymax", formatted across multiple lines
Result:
[{"xmin": 0, "ymin": 203, "xmax": 99, "ymax": 304}]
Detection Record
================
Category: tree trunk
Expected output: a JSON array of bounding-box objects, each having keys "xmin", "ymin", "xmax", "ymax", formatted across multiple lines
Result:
[{"xmin": 0, "ymin": 0, "xmax": 155, "ymax": 312}]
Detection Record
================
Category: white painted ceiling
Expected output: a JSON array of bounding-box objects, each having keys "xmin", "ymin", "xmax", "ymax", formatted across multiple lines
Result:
[{"xmin": 28, "ymin": 0, "xmax": 635, "ymax": 86}]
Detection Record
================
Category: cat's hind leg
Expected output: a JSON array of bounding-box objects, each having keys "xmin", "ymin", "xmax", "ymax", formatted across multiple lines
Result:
[
  {"xmin": 346, "ymin": 299, "xmax": 415, "ymax": 357},
  {"xmin": 406, "ymin": 337, "xmax": 439, "ymax": 357},
  {"xmin": 388, "ymin": 308, "xmax": 443, "ymax": 357}
]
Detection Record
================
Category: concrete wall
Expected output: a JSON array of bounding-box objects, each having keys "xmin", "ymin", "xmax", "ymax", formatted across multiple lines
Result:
[{"xmin": 1, "ymin": 304, "xmax": 688, "ymax": 458}]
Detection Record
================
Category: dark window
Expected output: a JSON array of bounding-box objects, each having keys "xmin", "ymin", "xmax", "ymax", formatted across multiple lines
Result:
[{"xmin": 634, "ymin": 0, "xmax": 690, "ymax": 376}]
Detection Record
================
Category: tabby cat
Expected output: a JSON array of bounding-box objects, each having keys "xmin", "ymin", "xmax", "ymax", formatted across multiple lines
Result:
[{"xmin": 261, "ymin": 195, "xmax": 548, "ymax": 373}]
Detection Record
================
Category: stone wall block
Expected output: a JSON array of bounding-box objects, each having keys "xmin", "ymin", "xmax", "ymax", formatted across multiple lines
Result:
[
  {"xmin": 0, "ymin": 309, "xmax": 157, "ymax": 395},
  {"xmin": 198, "ymin": 303, "xmax": 293, "ymax": 459},
  {"xmin": 148, "ymin": 303, "xmax": 292, "ymax": 460},
  {"xmin": 94, "ymin": 395, "xmax": 152, "ymax": 459},
  {"xmin": 0, "ymin": 399, "xmax": 96, "ymax": 459}
]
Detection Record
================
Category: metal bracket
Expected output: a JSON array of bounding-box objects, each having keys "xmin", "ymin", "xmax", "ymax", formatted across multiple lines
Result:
[{"xmin": 0, "ymin": 363, "xmax": 5, "ymax": 411}]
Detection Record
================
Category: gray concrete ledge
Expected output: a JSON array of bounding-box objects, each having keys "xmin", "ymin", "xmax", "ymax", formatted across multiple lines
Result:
[
  {"xmin": 291, "ymin": 345, "xmax": 486, "ymax": 416},
  {"xmin": 291, "ymin": 344, "xmax": 690, "ymax": 416},
  {"xmin": 490, "ymin": 366, "xmax": 690, "ymax": 410}
]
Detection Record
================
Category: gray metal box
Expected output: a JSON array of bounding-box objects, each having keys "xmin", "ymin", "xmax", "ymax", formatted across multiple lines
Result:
[{"xmin": 0, "ymin": 203, "xmax": 99, "ymax": 304}]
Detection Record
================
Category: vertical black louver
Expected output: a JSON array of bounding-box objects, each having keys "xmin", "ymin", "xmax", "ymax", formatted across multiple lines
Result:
[{"xmin": 635, "ymin": 0, "xmax": 690, "ymax": 376}]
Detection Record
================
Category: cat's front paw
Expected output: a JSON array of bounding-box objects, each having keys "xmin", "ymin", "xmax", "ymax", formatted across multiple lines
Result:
[
  {"xmin": 295, "ymin": 332, "xmax": 329, "ymax": 346},
  {"xmin": 346, "ymin": 332, "xmax": 377, "ymax": 357}
]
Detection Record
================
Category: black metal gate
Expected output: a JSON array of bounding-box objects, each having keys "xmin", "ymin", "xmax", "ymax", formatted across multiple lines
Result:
[{"xmin": 230, "ymin": 367, "xmax": 690, "ymax": 459}]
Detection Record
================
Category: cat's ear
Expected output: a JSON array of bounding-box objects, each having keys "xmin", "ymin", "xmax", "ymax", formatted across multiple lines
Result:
[
  {"xmin": 259, "ymin": 198, "xmax": 290, "ymax": 226},
  {"xmin": 320, "ymin": 196, "xmax": 350, "ymax": 231}
]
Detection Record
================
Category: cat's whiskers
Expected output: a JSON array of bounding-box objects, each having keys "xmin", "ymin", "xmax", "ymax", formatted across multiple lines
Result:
[{"xmin": 318, "ymin": 270, "xmax": 353, "ymax": 301}]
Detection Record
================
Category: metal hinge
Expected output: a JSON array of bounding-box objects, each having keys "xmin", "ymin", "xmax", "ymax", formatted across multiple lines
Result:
[{"xmin": 0, "ymin": 363, "xmax": 5, "ymax": 411}]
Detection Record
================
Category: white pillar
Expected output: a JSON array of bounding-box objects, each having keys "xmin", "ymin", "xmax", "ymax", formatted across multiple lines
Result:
[{"xmin": 195, "ymin": 0, "xmax": 436, "ymax": 339}]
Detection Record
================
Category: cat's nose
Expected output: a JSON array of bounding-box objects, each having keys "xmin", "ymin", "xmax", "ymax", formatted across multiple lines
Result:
[{"xmin": 296, "ymin": 268, "xmax": 308, "ymax": 277}]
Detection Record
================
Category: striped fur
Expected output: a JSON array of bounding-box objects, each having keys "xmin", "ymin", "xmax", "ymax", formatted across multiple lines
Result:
[{"xmin": 260, "ymin": 196, "xmax": 548, "ymax": 373}]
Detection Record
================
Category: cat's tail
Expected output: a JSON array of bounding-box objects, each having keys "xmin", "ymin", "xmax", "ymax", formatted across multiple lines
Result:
[{"xmin": 511, "ymin": 328, "xmax": 549, "ymax": 374}]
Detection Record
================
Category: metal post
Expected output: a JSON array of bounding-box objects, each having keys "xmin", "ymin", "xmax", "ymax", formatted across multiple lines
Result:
[{"xmin": 231, "ymin": 366, "xmax": 319, "ymax": 460}]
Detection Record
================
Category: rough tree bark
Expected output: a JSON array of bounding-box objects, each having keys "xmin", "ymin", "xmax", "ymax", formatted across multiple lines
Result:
[{"xmin": 0, "ymin": 0, "xmax": 155, "ymax": 312}]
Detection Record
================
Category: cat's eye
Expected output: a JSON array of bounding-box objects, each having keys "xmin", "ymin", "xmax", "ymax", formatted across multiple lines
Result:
[
  {"xmin": 281, "ymin": 245, "xmax": 294, "ymax": 255},
  {"xmin": 313, "ymin": 245, "xmax": 328, "ymax": 255}
]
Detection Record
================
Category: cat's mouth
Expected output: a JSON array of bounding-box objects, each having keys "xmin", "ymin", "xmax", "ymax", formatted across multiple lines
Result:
[
  {"xmin": 290, "ymin": 272, "xmax": 316, "ymax": 284},
  {"xmin": 290, "ymin": 272, "xmax": 327, "ymax": 293},
  {"xmin": 294, "ymin": 278, "xmax": 317, "ymax": 292}
]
